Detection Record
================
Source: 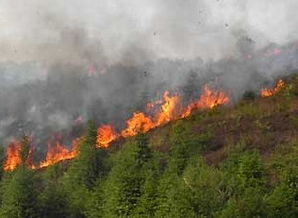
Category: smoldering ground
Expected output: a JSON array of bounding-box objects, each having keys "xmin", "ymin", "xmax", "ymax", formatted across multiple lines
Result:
[{"xmin": 0, "ymin": 0, "xmax": 298, "ymax": 151}]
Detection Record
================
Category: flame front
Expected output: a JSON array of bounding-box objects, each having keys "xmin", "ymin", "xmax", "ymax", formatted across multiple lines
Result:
[
  {"xmin": 121, "ymin": 85, "xmax": 229, "ymax": 138},
  {"xmin": 121, "ymin": 112, "xmax": 155, "ymax": 137},
  {"xmin": 3, "ymin": 83, "xmax": 230, "ymax": 171},
  {"xmin": 121, "ymin": 91, "xmax": 182, "ymax": 137},
  {"xmin": 181, "ymin": 85, "xmax": 229, "ymax": 118},
  {"xmin": 197, "ymin": 85, "xmax": 230, "ymax": 109},
  {"xmin": 261, "ymin": 80, "xmax": 285, "ymax": 97},
  {"xmin": 39, "ymin": 137, "xmax": 80, "ymax": 168}
]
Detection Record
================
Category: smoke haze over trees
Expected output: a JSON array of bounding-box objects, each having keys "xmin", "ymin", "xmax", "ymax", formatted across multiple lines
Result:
[{"xmin": 1, "ymin": 0, "xmax": 298, "ymax": 148}]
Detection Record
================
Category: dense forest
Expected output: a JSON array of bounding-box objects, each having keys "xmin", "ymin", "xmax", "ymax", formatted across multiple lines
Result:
[{"xmin": 0, "ymin": 76, "xmax": 297, "ymax": 218}]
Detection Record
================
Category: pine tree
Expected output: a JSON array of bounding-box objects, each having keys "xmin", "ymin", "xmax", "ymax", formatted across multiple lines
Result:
[
  {"xmin": 0, "ymin": 136, "xmax": 40, "ymax": 218},
  {"xmin": 63, "ymin": 120, "xmax": 107, "ymax": 218},
  {"xmin": 39, "ymin": 164, "xmax": 70, "ymax": 218},
  {"xmin": 219, "ymin": 151, "xmax": 267, "ymax": 217},
  {"xmin": 65, "ymin": 121, "xmax": 106, "ymax": 188},
  {"xmin": 101, "ymin": 134, "xmax": 152, "ymax": 217},
  {"xmin": 155, "ymin": 121, "xmax": 213, "ymax": 217},
  {"xmin": 266, "ymin": 168, "xmax": 298, "ymax": 218},
  {"xmin": 132, "ymin": 153, "xmax": 161, "ymax": 217}
]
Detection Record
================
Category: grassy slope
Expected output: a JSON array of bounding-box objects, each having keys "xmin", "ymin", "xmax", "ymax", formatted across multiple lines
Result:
[
  {"xmin": 146, "ymin": 75, "xmax": 298, "ymax": 182},
  {"xmin": 13, "ymin": 75, "xmax": 296, "ymax": 217}
]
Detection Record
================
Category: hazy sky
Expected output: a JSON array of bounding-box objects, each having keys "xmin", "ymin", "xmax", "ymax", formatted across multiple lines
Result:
[{"xmin": 0, "ymin": 0, "xmax": 298, "ymax": 63}]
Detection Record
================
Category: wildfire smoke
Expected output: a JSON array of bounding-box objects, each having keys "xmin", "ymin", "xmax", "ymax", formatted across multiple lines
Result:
[{"xmin": 3, "ymin": 84, "xmax": 230, "ymax": 171}]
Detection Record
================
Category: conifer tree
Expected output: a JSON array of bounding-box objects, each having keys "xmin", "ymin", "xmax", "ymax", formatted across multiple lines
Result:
[
  {"xmin": 0, "ymin": 136, "xmax": 39, "ymax": 218},
  {"xmin": 39, "ymin": 164, "xmax": 70, "ymax": 218},
  {"xmin": 132, "ymin": 153, "xmax": 161, "ymax": 217},
  {"xmin": 101, "ymin": 134, "xmax": 152, "ymax": 217},
  {"xmin": 63, "ymin": 120, "xmax": 107, "ymax": 218}
]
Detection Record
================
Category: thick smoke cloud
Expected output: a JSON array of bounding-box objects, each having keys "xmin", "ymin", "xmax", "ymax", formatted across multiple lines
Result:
[
  {"xmin": 0, "ymin": 1, "xmax": 298, "ymax": 149},
  {"xmin": 1, "ymin": 0, "xmax": 298, "ymax": 62}
]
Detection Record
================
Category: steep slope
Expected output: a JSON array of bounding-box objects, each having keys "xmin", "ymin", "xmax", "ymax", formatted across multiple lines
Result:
[
  {"xmin": 0, "ymin": 76, "xmax": 297, "ymax": 217},
  {"xmin": 148, "ymin": 75, "xmax": 298, "ymax": 163}
]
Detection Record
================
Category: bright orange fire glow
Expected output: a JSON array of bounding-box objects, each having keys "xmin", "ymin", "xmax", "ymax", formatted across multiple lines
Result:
[
  {"xmin": 181, "ymin": 85, "xmax": 230, "ymax": 118},
  {"xmin": 261, "ymin": 79, "xmax": 285, "ymax": 97},
  {"xmin": 4, "ymin": 83, "xmax": 231, "ymax": 171},
  {"xmin": 121, "ymin": 112, "xmax": 155, "ymax": 137},
  {"xmin": 121, "ymin": 85, "xmax": 229, "ymax": 138},
  {"xmin": 39, "ymin": 137, "xmax": 79, "ymax": 168},
  {"xmin": 155, "ymin": 91, "xmax": 181, "ymax": 126},
  {"xmin": 97, "ymin": 125, "xmax": 119, "ymax": 148},
  {"xmin": 4, "ymin": 140, "xmax": 22, "ymax": 171},
  {"xmin": 4, "ymin": 138, "xmax": 36, "ymax": 171},
  {"xmin": 197, "ymin": 85, "xmax": 230, "ymax": 109}
]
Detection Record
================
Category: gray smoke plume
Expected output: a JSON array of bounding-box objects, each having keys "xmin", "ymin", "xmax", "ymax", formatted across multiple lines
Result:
[{"xmin": 0, "ymin": 0, "xmax": 298, "ymax": 151}]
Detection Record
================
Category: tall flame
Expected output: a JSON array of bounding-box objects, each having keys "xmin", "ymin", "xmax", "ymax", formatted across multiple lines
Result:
[
  {"xmin": 4, "ymin": 138, "xmax": 36, "ymax": 171},
  {"xmin": 4, "ymin": 140, "xmax": 22, "ymax": 171},
  {"xmin": 261, "ymin": 80, "xmax": 285, "ymax": 97},
  {"xmin": 97, "ymin": 125, "xmax": 119, "ymax": 148},
  {"xmin": 155, "ymin": 91, "xmax": 181, "ymax": 126}
]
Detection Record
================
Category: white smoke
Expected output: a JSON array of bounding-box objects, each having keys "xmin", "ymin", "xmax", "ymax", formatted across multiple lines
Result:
[
  {"xmin": 0, "ymin": 0, "xmax": 298, "ymax": 147},
  {"xmin": 0, "ymin": 0, "xmax": 297, "ymax": 63}
]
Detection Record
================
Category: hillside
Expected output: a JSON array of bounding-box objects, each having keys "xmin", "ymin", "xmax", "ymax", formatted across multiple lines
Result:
[{"xmin": 0, "ymin": 75, "xmax": 297, "ymax": 218}]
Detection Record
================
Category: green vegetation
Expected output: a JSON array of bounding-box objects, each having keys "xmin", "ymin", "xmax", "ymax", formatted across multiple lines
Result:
[
  {"xmin": 0, "ymin": 76, "xmax": 297, "ymax": 217},
  {"xmin": 0, "ymin": 137, "xmax": 39, "ymax": 218}
]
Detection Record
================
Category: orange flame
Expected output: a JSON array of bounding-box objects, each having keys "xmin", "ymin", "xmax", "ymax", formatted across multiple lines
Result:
[
  {"xmin": 4, "ymin": 140, "xmax": 22, "ymax": 171},
  {"xmin": 121, "ymin": 91, "xmax": 183, "ymax": 138},
  {"xmin": 197, "ymin": 85, "xmax": 230, "ymax": 109},
  {"xmin": 4, "ymin": 138, "xmax": 36, "ymax": 171},
  {"xmin": 97, "ymin": 125, "xmax": 119, "ymax": 148},
  {"xmin": 155, "ymin": 91, "xmax": 181, "ymax": 126},
  {"xmin": 121, "ymin": 112, "xmax": 155, "ymax": 137},
  {"xmin": 39, "ymin": 137, "xmax": 80, "ymax": 168},
  {"xmin": 181, "ymin": 85, "xmax": 230, "ymax": 118},
  {"xmin": 3, "ymin": 84, "xmax": 230, "ymax": 171},
  {"xmin": 121, "ymin": 86, "xmax": 229, "ymax": 138},
  {"xmin": 261, "ymin": 79, "xmax": 285, "ymax": 97}
]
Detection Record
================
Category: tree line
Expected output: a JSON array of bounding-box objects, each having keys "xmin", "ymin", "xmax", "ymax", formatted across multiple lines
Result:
[{"xmin": 0, "ymin": 120, "xmax": 296, "ymax": 218}]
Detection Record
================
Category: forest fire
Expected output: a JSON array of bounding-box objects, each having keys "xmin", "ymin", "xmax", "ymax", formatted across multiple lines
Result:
[
  {"xmin": 181, "ymin": 85, "xmax": 230, "ymax": 118},
  {"xmin": 97, "ymin": 125, "xmax": 119, "ymax": 148},
  {"xmin": 39, "ymin": 137, "xmax": 80, "ymax": 168},
  {"xmin": 261, "ymin": 80, "xmax": 285, "ymax": 97},
  {"xmin": 155, "ymin": 91, "xmax": 181, "ymax": 126},
  {"xmin": 121, "ymin": 112, "xmax": 155, "ymax": 137},
  {"xmin": 4, "ymin": 137, "xmax": 36, "ymax": 170},
  {"xmin": 3, "ymin": 84, "xmax": 230, "ymax": 171},
  {"xmin": 4, "ymin": 140, "xmax": 22, "ymax": 171}
]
